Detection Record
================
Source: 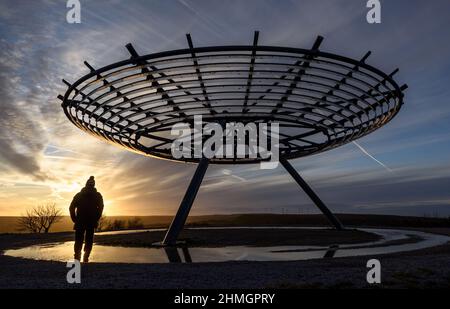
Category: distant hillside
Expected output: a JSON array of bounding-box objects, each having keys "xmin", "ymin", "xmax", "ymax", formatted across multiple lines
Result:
[
  {"xmin": 185, "ymin": 213, "xmax": 450, "ymax": 229},
  {"xmin": 0, "ymin": 213, "xmax": 449, "ymax": 234},
  {"xmin": 0, "ymin": 216, "xmax": 173, "ymax": 233}
]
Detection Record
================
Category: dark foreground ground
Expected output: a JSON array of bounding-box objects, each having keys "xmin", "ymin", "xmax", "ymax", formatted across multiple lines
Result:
[{"xmin": 1, "ymin": 225, "xmax": 450, "ymax": 289}]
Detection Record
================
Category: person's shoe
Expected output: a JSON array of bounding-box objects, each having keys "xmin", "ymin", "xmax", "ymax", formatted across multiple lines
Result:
[
  {"xmin": 82, "ymin": 254, "xmax": 89, "ymax": 263},
  {"xmin": 74, "ymin": 253, "xmax": 81, "ymax": 261}
]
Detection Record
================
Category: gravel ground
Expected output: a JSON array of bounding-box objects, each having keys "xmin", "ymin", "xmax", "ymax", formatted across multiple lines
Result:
[{"xmin": 1, "ymin": 228, "xmax": 449, "ymax": 289}]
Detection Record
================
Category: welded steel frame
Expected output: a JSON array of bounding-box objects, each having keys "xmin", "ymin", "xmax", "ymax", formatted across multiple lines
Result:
[{"xmin": 59, "ymin": 32, "xmax": 407, "ymax": 245}]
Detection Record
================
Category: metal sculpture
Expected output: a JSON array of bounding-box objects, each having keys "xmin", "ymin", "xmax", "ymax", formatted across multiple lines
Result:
[{"xmin": 59, "ymin": 31, "xmax": 407, "ymax": 245}]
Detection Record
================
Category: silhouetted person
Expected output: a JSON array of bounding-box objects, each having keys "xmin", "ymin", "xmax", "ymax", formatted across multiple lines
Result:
[{"xmin": 69, "ymin": 176, "xmax": 104, "ymax": 262}]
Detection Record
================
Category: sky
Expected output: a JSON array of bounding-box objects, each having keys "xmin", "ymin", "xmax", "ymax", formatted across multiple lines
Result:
[{"xmin": 0, "ymin": 0, "xmax": 450, "ymax": 217}]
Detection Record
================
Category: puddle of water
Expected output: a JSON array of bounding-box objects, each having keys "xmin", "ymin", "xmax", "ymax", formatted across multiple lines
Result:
[{"xmin": 4, "ymin": 228, "xmax": 449, "ymax": 264}]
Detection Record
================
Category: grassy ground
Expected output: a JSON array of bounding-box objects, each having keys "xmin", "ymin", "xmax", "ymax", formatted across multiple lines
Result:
[{"xmin": 95, "ymin": 228, "xmax": 379, "ymax": 247}]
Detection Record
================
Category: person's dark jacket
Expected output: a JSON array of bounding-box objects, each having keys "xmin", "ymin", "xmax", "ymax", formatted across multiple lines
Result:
[{"xmin": 69, "ymin": 186, "xmax": 104, "ymax": 230}]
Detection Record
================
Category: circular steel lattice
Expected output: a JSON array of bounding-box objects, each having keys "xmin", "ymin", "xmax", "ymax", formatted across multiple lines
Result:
[{"xmin": 60, "ymin": 33, "xmax": 407, "ymax": 164}]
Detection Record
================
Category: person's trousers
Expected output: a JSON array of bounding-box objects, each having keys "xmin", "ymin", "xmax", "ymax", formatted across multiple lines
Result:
[{"xmin": 74, "ymin": 228, "xmax": 95, "ymax": 258}]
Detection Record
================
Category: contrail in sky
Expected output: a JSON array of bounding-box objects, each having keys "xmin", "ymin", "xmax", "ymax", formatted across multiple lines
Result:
[
  {"xmin": 352, "ymin": 141, "xmax": 393, "ymax": 172},
  {"xmin": 222, "ymin": 169, "xmax": 247, "ymax": 182},
  {"xmin": 177, "ymin": 0, "xmax": 225, "ymax": 39},
  {"xmin": 46, "ymin": 144, "xmax": 85, "ymax": 156}
]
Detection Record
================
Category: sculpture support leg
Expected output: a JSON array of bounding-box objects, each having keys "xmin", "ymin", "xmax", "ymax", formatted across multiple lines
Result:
[
  {"xmin": 280, "ymin": 157, "xmax": 344, "ymax": 230},
  {"xmin": 163, "ymin": 158, "xmax": 209, "ymax": 245}
]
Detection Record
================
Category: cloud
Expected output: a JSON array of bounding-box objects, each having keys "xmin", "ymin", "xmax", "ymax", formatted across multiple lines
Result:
[
  {"xmin": 0, "ymin": 43, "xmax": 48, "ymax": 180},
  {"xmin": 1, "ymin": 0, "xmax": 450, "ymax": 216}
]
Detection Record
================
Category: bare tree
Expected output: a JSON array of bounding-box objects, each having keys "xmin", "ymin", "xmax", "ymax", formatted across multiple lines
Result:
[
  {"xmin": 127, "ymin": 217, "xmax": 144, "ymax": 229},
  {"xmin": 18, "ymin": 210, "xmax": 41, "ymax": 233},
  {"xmin": 96, "ymin": 214, "xmax": 109, "ymax": 232},
  {"xmin": 106, "ymin": 219, "xmax": 126, "ymax": 231},
  {"xmin": 17, "ymin": 203, "xmax": 63, "ymax": 233}
]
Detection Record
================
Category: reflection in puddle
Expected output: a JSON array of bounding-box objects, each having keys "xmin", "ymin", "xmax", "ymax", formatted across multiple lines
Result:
[{"xmin": 4, "ymin": 228, "xmax": 449, "ymax": 264}]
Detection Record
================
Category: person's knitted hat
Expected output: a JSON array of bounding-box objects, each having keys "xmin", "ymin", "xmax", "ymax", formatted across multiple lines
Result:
[{"xmin": 86, "ymin": 176, "xmax": 95, "ymax": 187}]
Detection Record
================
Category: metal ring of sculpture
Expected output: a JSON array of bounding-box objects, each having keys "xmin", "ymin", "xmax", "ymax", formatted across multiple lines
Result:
[{"xmin": 59, "ymin": 33, "xmax": 407, "ymax": 164}]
